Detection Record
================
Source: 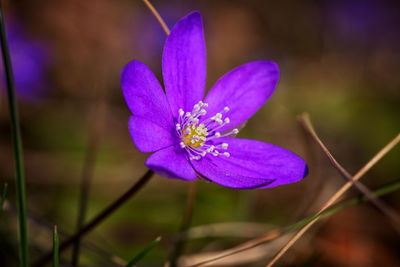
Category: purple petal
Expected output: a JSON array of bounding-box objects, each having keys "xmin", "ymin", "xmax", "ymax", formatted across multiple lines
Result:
[
  {"xmin": 203, "ymin": 61, "xmax": 279, "ymax": 132},
  {"xmin": 146, "ymin": 145, "xmax": 197, "ymax": 181},
  {"xmin": 128, "ymin": 117, "xmax": 176, "ymax": 153},
  {"xmin": 122, "ymin": 60, "xmax": 176, "ymax": 152},
  {"xmin": 162, "ymin": 11, "xmax": 206, "ymax": 117},
  {"xmin": 191, "ymin": 138, "xmax": 307, "ymax": 189}
]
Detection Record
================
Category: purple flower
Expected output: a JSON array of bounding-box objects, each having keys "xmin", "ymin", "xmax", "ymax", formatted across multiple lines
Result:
[
  {"xmin": 0, "ymin": 20, "xmax": 51, "ymax": 101},
  {"xmin": 121, "ymin": 12, "xmax": 308, "ymax": 189}
]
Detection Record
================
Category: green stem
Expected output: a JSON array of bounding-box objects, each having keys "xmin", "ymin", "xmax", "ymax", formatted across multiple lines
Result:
[
  {"xmin": 0, "ymin": 3, "xmax": 29, "ymax": 267},
  {"xmin": 126, "ymin": 236, "xmax": 161, "ymax": 267},
  {"xmin": 53, "ymin": 226, "xmax": 59, "ymax": 267},
  {"xmin": 33, "ymin": 170, "xmax": 154, "ymax": 267}
]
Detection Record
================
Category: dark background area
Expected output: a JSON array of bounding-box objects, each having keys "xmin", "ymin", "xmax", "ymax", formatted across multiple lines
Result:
[{"xmin": 0, "ymin": 0, "xmax": 399, "ymax": 266}]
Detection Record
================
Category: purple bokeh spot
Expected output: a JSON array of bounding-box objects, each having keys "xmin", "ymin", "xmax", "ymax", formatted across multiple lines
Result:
[{"xmin": 0, "ymin": 19, "xmax": 52, "ymax": 102}]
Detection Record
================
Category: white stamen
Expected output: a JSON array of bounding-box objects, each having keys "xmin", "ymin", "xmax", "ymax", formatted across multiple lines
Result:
[{"xmin": 176, "ymin": 103, "xmax": 236, "ymax": 160}]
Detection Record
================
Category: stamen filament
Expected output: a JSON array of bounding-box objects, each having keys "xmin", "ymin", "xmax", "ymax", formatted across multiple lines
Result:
[{"xmin": 176, "ymin": 101, "xmax": 236, "ymax": 160}]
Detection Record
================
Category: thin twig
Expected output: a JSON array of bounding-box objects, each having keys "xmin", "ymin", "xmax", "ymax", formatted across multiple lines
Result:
[
  {"xmin": 189, "ymin": 229, "xmax": 283, "ymax": 267},
  {"xmin": 266, "ymin": 128, "xmax": 400, "ymax": 266},
  {"xmin": 299, "ymin": 113, "xmax": 400, "ymax": 232},
  {"xmin": 187, "ymin": 179, "xmax": 400, "ymax": 267},
  {"xmin": 0, "ymin": 3, "xmax": 29, "ymax": 266},
  {"xmin": 33, "ymin": 170, "xmax": 154, "ymax": 267},
  {"xmin": 142, "ymin": 0, "xmax": 170, "ymax": 35}
]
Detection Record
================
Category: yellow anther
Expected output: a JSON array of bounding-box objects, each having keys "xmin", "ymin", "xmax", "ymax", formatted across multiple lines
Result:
[{"xmin": 183, "ymin": 124, "xmax": 208, "ymax": 148}]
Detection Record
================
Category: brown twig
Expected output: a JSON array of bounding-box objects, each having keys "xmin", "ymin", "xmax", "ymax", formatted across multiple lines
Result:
[
  {"xmin": 189, "ymin": 123, "xmax": 400, "ymax": 267},
  {"xmin": 33, "ymin": 170, "xmax": 154, "ymax": 267},
  {"xmin": 298, "ymin": 113, "xmax": 400, "ymax": 232},
  {"xmin": 188, "ymin": 229, "xmax": 283, "ymax": 267},
  {"xmin": 266, "ymin": 116, "xmax": 400, "ymax": 267},
  {"xmin": 142, "ymin": 0, "xmax": 170, "ymax": 35}
]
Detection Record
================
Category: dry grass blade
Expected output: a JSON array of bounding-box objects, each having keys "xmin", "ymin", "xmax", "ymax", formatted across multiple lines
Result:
[
  {"xmin": 188, "ymin": 119, "xmax": 400, "ymax": 267},
  {"xmin": 185, "ymin": 178, "xmax": 400, "ymax": 266},
  {"xmin": 142, "ymin": 0, "xmax": 170, "ymax": 35},
  {"xmin": 266, "ymin": 116, "xmax": 400, "ymax": 267},
  {"xmin": 188, "ymin": 229, "xmax": 282, "ymax": 267},
  {"xmin": 299, "ymin": 113, "xmax": 400, "ymax": 232}
]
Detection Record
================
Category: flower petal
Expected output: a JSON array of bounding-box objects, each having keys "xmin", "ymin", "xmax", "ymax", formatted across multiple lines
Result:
[
  {"xmin": 162, "ymin": 11, "xmax": 206, "ymax": 117},
  {"xmin": 146, "ymin": 145, "xmax": 198, "ymax": 181},
  {"xmin": 191, "ymin": 138, "xmax": 307, "ymax": 189},
  {"xmin": 203, "ymin": 61, "xmax": 279, "ymax": 133},
  {"xmin": 128, "ymin": 117, "xmax": 176, "ymax": 153},
  {"xmin": 122, "ymin": 60, "xmax": 176, "ymax": 152}
]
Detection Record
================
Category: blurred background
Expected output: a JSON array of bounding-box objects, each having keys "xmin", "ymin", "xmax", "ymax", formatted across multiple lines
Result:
[{"xmin": 0, "ymin": 0, "xmax": 399, "ymax": 266}]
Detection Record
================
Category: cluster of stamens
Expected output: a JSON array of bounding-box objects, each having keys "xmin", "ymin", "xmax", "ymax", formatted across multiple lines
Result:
[{"xmin": 176, "ymin": 101, "xmax": 239, "ymax": 160}]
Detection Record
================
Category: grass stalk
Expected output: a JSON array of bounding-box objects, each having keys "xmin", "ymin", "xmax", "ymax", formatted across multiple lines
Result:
[
  {"xmin": 0, "ymin": 3, "xmax": 29, "ymax": 266},
  {"xmin": 53, "ymin": 226, "xmax": 59, "ymax": 267},
  {"xmin": 33, "ymin": 170, "xmax": 154, "ymax": 267},
  {"xmin": 126, "ymin": 236, "xmax": 162, "ymax": 267}
]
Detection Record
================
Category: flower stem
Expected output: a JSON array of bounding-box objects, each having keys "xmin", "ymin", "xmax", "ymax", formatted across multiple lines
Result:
[
  {"xmin": 0, "ymin": 3, "xmax": 29, "ymax": 267},
  {"xmin": 168, "ymin": 181, "xmax": 197, "ymax": 266},
  {"xmin": 33, "ymin": 170, "xmax": 154, "ymax": 267},
  {"xmin": 71, "ymin": 97, "xmax": 106, "ymax": 266}
]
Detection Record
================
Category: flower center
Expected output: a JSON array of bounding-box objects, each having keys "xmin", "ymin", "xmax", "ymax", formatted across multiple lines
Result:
[
  {"xmin": 182, "ymin": 124, "xmax": 207, "ymax": 148},
  {"xmin": 176, "ymin": 101, "xmax": 239, "ymax": 160}
]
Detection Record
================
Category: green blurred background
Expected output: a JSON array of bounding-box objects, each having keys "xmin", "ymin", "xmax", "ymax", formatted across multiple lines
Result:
[{"xmin": 0, "ymin": 0, "xmax": 399, "ymax": 266}]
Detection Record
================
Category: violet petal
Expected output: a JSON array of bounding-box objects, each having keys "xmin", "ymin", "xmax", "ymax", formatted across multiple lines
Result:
[
  {"xmin": 203, "ymin": 61, "xmax": 279, "ymax": 133},
  {"xmin": 191, "ymin": 137, "xmax": 307, "ymax": 189},
  {"xmin": 128, "ymin": 117, "xmax": 177, "ymax": 153},
  {"xmin": 146, "ymin": 145, "xmax": 198, "ymax": 181},
  {"xmin": 162, "ymin": 11, "xmax": 206, "ymax": 117},
  {"xmin": 122, "ymin": 60, "xmax": 176, "ymax": 152}
]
